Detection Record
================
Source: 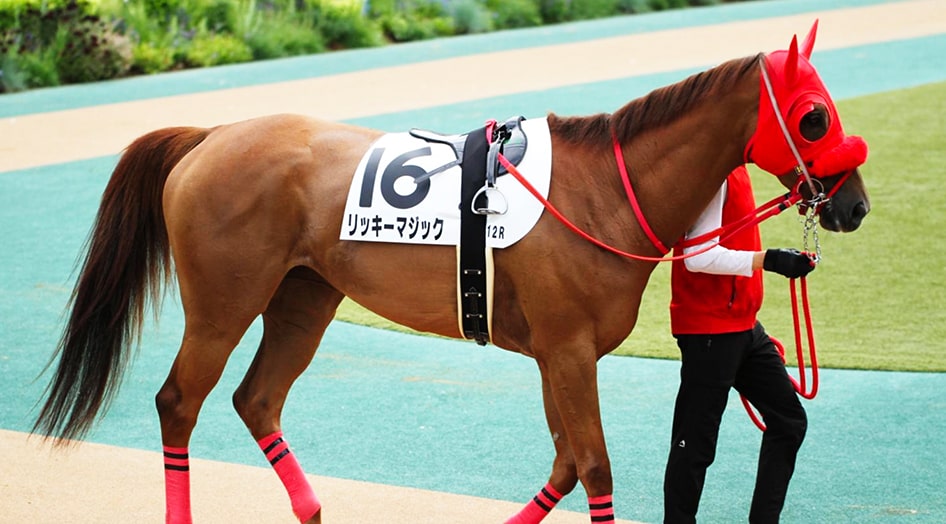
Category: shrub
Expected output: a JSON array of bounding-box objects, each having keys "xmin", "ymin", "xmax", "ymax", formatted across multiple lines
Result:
[
  {"xmin": 184, "ymin": 32, "xmax": 252, "ymax": 66},
  {"xmin": 0, "ymin": 46, "xmax": 59, "ymax": 91},
  {"xmin": 369, "ymin": 0, "xmax": 453, "ymax": 42},
  {"xmin": 315, "ymin": 0, "xmax": 383, "ymax": 49},
  {"xmin": 0, "ymin": 0, "xmax": 132, "ymax": 90},
  {"xmin": 244, "ymin": 14, "xmax": 325, "ymax": 59},
  {"xmin": 570, "ymin": 0, "xmax": 621, "ymax": 20},
  {"xmin": 485, "ymin": 0, "xmax": 542, "ymax": 29},
  {"xmin": 57, "ymin": 18, "xmax": 133, "ymax": 83},
  {"xmin": 449, "ymin": 0, "xmax": 493, "ymax": 34},
  {"xmin": 132, "ymin": 41, "xmax": 175, "ymax": 73},
  {"xmin": 191, "ymin": 0, "xmax": 239, "ymax": 33}
]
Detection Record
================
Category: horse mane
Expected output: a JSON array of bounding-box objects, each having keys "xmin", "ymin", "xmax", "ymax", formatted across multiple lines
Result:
[{"xmin": 548, "ymin": 53, "xmax": 762, "ymax": 146}]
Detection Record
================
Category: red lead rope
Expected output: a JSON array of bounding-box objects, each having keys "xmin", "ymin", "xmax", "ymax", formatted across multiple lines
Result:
[{"xmin": 740, "ymin": 276, "xmax": 819, "ymax": 431}]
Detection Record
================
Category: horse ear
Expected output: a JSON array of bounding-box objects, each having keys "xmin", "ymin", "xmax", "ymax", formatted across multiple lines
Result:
[
  {"xmin": 785, "ymin": 35, "xmax": 799, "ymax": 85},
  {"xmin": 800, "ymin": 19, "xmax": 818, "ymax": 59}
]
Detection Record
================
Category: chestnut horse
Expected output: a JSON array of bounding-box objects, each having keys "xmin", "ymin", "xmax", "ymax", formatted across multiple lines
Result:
[{"xmin": 34, "ymin": 25, "xmax": 869, "ymax": 523}]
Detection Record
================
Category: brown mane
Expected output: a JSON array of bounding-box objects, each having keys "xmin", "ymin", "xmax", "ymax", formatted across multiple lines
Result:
[{"xmin": 548, "ymin": 53, "xmax": 762, "ymax": 146}]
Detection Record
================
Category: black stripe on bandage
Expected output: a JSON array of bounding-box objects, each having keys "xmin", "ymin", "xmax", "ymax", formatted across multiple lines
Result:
[
  {"xmin": 541, "ymin": 487, "xmax": 561, "ymax": 503},
  {"xmin": 164, "ymin": 464, "xmax": 189, "ymax": 472},
  {"xmin": 163, "ymin": 450, "xmax": 188, "ymax": 460},
  {"xmin": 269, "ymin": 448, "xmax": 291, "ymax": 466},
  {"xmin": 263, "ymin": 437, "xmax": 285, "ymax": 455}
]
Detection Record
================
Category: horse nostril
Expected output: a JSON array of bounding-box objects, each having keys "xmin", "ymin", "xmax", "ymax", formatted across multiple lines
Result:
[{"xmin": 852, "ymin": 201, "xmax": 868, "ymax": 221}]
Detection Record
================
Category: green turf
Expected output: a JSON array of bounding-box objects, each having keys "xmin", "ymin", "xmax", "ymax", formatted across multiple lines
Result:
[{"xmin": 335, "ymin": 81, "xmax": 946, "ymax": 373}]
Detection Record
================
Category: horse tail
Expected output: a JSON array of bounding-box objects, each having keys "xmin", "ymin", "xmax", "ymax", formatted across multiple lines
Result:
[{"xmin": 33, "ymin": 126, "xmax": 211, "ymax": 444}]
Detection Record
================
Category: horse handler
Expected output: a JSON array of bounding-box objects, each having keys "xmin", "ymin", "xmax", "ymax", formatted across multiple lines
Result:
[{"xmin": 663, "ymin": 165, "xmax": 815, "ymax": 524}]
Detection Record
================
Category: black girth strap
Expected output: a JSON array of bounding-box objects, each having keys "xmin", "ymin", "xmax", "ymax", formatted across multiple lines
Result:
[{"xmin": 459, "ymin": 126, "xmax": 490, "ymax": 345}]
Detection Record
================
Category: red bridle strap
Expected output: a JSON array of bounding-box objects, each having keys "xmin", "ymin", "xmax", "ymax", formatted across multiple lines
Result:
[
  {"xmin": 612, "ymin": 136, "xmax": 669, "ymax": 254},
  {"xmin": 676, "ymin": 191, "xmax": 802, "ymax": 249},
  {"xmin": 499, "ymin": 154, "xmax": 716, "ymax": 262},
  {"xmin": 741, "ymin": 275, "xmax": 819, "ymax": 431},
  {"xmin": 497, "ymin": 151, "xmax": 803, "ymax": 263}
]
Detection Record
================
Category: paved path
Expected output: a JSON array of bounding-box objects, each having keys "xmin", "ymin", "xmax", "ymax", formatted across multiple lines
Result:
[{"xmin": 2, "ymin": 1, "xmax": 946, "ymax": 522}]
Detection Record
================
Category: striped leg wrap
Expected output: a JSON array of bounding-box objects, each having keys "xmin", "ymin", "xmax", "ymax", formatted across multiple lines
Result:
[
  {"xmin": 505, "ymin": 482, "xmax": 563, "ymax": 524},
  {"xmin": 258, "ymin": 431, "xmax": 321, "ymax": 522},
  {"xmin": 588, "ymin": 494, "xmax": 615, "ymax": 522},
  {"xmin": 163, "ymin": 446, "xmax": 192, "ymax": 524}
]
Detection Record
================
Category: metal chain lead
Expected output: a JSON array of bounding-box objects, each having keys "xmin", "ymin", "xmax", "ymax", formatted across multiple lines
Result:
[{"xmin": 802, "ymin": 206, "xmax": 822, "ymax": 262}]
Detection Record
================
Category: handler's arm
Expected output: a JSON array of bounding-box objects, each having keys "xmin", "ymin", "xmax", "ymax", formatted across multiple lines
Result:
[{"xmin": 682, "ymin": 181, "xmax": 763, "ymax": 277}]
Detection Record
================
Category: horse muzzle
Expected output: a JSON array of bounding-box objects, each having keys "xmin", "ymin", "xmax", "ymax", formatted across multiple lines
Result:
[{"xmin": 820, "ymin": 198, "xmax": 869, "ymax": 232}]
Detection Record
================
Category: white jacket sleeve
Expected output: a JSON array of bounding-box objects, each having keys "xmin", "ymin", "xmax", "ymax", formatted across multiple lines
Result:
[{"xmin": 682, "ymin": 181, "xmax": 756, "ymax": 277}]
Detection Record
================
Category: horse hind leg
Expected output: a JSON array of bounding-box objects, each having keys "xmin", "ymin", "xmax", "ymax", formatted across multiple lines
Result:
[
  {"xmin": 156, "ymin": 250, "xmax": 289, "ymax": 523},
  {"xmin": 156, "ymin": 303, "xmax": 260, "ymax": 524},
  {"xmin": 232, "ymin": 267, "xmax": 344, "ymax": 524}
]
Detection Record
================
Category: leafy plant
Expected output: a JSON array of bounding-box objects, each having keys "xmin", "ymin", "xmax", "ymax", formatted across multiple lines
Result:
[
  {"xmin": 57, "ymin": 18, "xmax": 133, "ymax": 83},
  {"xmin": 132, "ymin": 41, "xmax": 176, "ymax": 73},
  {"xmin": 448, "ymin": 0, "xmax": 492, "ymax": 34},
  {"xmin": 0, "ymin": 45, "xmax": 59, "ymax": 91},
  {"xmin": 183, "ymin": 32, "xmax": 251, "ymax": 66},
  {"xmin": 316, "ymin": 0, "xmax": 383, "ymax": 50},
  {"xmin": 485, "ymin": 0, "xmax": 542, "ymax": 28}
]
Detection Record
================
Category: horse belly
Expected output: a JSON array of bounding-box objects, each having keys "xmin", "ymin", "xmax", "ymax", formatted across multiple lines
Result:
[{"xmin": 324, "ymin": 241, "xmax": 462, "ymax": 339}]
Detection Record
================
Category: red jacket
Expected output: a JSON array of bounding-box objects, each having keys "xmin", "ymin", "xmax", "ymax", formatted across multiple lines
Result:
[{"xmin": 670, "ymin": 167, "xmax": 762, "ymax": 335}]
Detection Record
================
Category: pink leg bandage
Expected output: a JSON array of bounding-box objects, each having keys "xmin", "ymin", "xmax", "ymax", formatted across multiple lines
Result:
[
  {"xmin": 588, "ymin": 494, "xmax": 615, "ymax": 522},
  {"xmin": 258, "ymin": 431, "xmax": 321, "ymax": 522},
  {"xmin": 163, "ymin": 446, "xmax": 192, "ymax": 524},
  {"xmin": 505, "ymin": 483, "xmax": 563, "ymax": 524}
]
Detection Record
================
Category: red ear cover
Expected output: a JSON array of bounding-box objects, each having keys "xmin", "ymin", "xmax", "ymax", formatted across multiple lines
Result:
[
  {"xmin": 807, "ymin": 135, "xmax": 869, "ymax": 177},
  {"xmin": 800, "ymin": 19, "xmax": 818, "ymax": 59},
  {"xmin": 785, "ymin": 35, "xmax": 799, "ymax": 85}
]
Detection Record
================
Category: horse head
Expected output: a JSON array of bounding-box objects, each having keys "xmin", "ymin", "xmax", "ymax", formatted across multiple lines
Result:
[{"xmin": 746, "ymin": 20, "xmax": 871, "ymax": 232}]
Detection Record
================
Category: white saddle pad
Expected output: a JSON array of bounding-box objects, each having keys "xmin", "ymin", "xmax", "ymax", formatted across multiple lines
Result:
[{"xmin": 340, "ymin": 117, "xmax": 551, "ymax": 249}]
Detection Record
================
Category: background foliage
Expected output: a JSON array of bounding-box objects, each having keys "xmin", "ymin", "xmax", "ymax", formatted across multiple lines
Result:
[{"xmin": 0, "ymin": 0, "xmax": 751, "ymax": 92}]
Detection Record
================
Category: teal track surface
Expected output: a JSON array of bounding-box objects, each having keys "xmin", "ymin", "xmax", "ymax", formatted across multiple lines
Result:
[{"xmin": 2, "ymin": 0, "xmax": 946, "ymax": 522}]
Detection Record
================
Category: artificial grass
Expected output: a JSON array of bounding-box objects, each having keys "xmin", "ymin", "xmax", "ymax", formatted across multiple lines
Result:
[{"xmin": 334, "ymin": 81, "xmax": 946, "ymax": 373}]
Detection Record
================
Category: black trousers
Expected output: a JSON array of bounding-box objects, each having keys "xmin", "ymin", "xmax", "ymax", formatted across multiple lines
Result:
[{"xmin": 663, "ymin": 322, "xmax": 807, "ymax": 524}]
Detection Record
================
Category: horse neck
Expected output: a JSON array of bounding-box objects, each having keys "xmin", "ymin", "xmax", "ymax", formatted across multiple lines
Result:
[{"xmin": 614, "ymin": 73, "xmax": 760, "ymax": 251}]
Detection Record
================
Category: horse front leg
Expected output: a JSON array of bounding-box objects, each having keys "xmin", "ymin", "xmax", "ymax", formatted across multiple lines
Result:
[
  {"xmin": 506, "ymin": 371, "xmax": 579, "ymax": 524},
  {"xmin": 539, "ymin": 344, "xmax": 615, "ymax": 522}
]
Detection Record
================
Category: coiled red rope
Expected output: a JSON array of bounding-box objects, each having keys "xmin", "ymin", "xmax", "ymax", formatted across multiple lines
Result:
[{"xmin": 741, "ymin": 276, "xmax": 819, "ymax": 431}]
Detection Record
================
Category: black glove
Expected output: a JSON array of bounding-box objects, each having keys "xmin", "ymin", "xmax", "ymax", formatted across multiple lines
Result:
[{"xmin": 763, "ymin": 249, "xmax": 816, "ymax": 278}]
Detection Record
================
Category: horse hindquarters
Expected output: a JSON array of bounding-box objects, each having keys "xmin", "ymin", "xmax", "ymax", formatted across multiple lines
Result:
[{"xmin": 157, "ymin": 120, "xmax": 350, "ymax": 523}]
